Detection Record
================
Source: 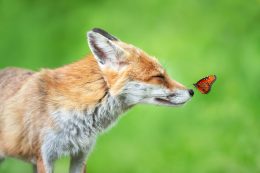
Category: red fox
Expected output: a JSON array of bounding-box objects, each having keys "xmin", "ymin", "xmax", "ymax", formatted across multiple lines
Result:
[{"xmin": 0, "ymin": 28, "xmax": 194, "ymax": 173}]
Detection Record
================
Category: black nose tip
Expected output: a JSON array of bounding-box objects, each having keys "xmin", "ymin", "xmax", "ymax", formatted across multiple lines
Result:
[{"xmin": 188, "ymin": 89, "xmax": 194, "ymax": 96}]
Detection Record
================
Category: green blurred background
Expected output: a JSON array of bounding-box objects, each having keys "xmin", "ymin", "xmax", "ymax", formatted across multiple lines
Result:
[{"xmin": 0, "ymin": 0, "xmax": 260, "ymax": 172}]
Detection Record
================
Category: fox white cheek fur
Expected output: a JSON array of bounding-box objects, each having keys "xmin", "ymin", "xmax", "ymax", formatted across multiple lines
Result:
[
  {"xmin": 120, "ymin": 81, "xmax": 192, "ymax": 106},
  {"xmin": 119, "ymin": 81, "xmax": 164, "ymax": 105}
]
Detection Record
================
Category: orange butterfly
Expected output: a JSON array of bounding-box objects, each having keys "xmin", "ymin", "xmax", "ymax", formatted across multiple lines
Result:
[{"xmin": 193, "ymin": 75, "xmax": 217, "ymax": 94}]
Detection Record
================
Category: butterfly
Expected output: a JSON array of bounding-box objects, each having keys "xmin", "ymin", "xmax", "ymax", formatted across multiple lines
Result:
[{"xmin": 193, "ymin": 75, "xmax": 217, "ymax": 94}]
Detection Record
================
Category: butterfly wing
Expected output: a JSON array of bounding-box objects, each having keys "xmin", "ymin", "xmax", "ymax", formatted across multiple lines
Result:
[
  {"xmin": 193, "ymin": 75, "xmax": 217, "ymax": 94},
  {"xmin": 193, "ymin": 81, "xmax": 209, "ymax": 94}
]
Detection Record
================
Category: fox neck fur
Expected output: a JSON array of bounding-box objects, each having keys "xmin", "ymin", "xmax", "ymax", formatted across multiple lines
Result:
[
  {"xmin": 0, "ymin": 55, "xmax": 130, "ymax": 163},
  {"xmin": 41, "ymin": 55, "xmax": 131, "ymax": 160}
]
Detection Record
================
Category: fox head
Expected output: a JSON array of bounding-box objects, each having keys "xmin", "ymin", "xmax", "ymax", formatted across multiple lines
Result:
[{"xmin": 87, "ymin": 28, "xmax": 194, "ymax": 107}]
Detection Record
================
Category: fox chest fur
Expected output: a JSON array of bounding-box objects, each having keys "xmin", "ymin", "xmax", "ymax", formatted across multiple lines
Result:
[{"xmin": 42, "ymin": 93, "xmax": 127, "ymax": 159}]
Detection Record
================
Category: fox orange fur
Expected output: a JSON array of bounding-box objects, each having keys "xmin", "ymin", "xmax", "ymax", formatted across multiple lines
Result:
[{"xmin": 0, "ymin": 28, "xmax": 194, "ymax": 173}]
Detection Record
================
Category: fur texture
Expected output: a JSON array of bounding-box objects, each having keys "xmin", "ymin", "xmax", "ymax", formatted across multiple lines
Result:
[{"xmin": 0, "ymin": 28, "xmax": 193, "ymax": 173}]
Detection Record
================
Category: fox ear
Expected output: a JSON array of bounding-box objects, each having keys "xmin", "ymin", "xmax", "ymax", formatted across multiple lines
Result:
[{"xmin": 87, "ymin": 28, "xmax": 127, "ymax": 71}]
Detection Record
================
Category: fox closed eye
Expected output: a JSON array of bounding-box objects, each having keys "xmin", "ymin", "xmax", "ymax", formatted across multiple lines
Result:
[
  {"xmin": 150, "ymin": 74, "xmax": 165, "ymax": 80},
  {"xmin": 146, "ymin": 74, "xmax": 168, "ymax": 87},
  {"xmin": 148, "ymin": 74, "xmax": 166, "ymax": 83}
]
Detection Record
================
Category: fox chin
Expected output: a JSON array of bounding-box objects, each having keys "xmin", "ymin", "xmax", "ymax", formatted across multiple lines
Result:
[{"xmin": 0, "ymin": 28, "xmax": 194, "ymax": 173}]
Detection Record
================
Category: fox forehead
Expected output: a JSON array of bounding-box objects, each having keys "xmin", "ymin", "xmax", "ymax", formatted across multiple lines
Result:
[
  {"xmin": 115, "ymin": 41, "xmax": 164, "ymax": 78},
  {"xmin": 128, "ymin": 53, "xmax": 164, "ymax": 80}
]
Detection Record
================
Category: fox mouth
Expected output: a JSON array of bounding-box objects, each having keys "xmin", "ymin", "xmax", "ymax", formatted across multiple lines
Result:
[{"xmin": 155, "ymin": 97, "xmax": 185, "ymax": 106}]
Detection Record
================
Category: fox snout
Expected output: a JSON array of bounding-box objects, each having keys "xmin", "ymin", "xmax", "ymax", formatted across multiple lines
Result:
[
  {"xmin": 160, "ymin": 79, "xmax": 194, "ymax": 105},
  {"xmin": 167, "ymin": 89, "xmax": 194, "ymax": 98},
  {"xmin": 166, "ymin": 79, "xmax": 194, "ymax": 105},
  {"xmin": 154, "ymin": 88, "xmax": 194, "ymax": 106}
]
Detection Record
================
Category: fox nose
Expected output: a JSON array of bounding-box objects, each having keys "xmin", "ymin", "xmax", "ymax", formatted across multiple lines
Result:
[{"xmin": 188, "ymin": 89, "xmax": 194, "ymax": 96}]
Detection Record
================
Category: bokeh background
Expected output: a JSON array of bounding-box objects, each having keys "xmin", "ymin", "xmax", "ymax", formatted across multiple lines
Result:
[{"xmin": 0, "ymin": 0, "xmax": 260, "ymax": 172}]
